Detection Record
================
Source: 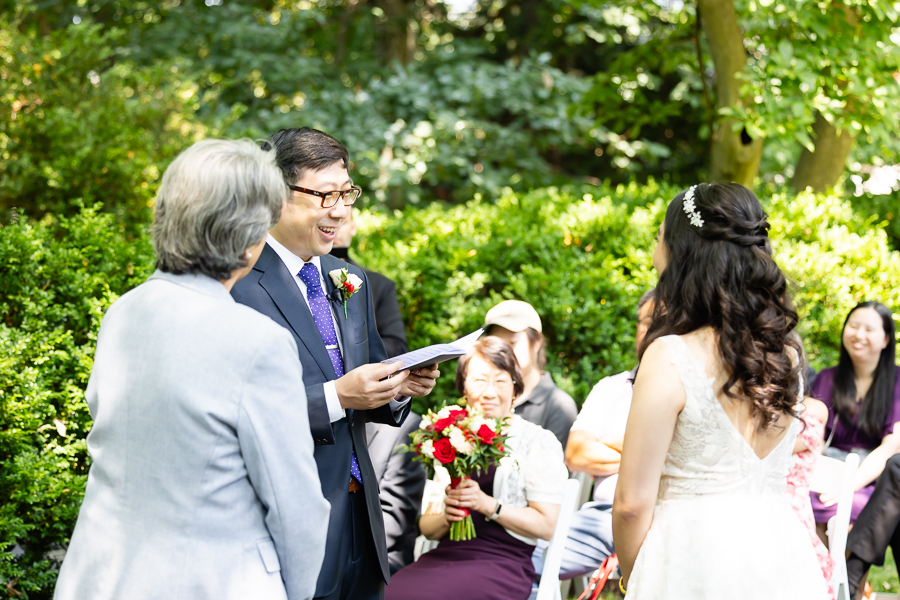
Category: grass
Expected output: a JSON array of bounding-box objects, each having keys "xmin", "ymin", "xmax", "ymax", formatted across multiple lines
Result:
[
  {"xmin": 565, "ymin": 550, "xmax": 899, "ymax": 599},
  {"xmin": 870, "ymin": 548, "xmax": 900, "ymax": 595}
]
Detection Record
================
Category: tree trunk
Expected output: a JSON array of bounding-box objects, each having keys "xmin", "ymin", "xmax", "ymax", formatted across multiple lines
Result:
[
  {"xmin": 697, "ymin": 0, "xmax": 763, "ymax": 187},
  {"xmin": 790, "ymin": 112, "xmax": 855, "ymax": 192},
  {"xmin": 373, "ymin": 0, "xmax": 417, "ymax": 66},
  {"xmin": 790, "ymin": 3, "xmax": 859, "ymax": 192}
]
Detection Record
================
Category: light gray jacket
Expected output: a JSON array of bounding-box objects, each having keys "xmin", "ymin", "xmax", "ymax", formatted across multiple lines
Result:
[{"xmin": 54, "ymin": 271, "xmax": 330, "ymax": 600}]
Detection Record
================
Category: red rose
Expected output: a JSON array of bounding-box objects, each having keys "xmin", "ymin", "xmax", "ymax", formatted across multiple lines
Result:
[
  {"xmin": 433, "ymin": 417, "xmax": 453, "ymax": 432},
  {"xmin": 432, "ymin": 438, "xmax": 456, "ymax": 464},
  {"xmin": 450, "ymin": 409, "xmax": 468, "ymax": 422},
  {"xmin": 477, "ymin": 424, "xmax": 497, "ymax": 445}
]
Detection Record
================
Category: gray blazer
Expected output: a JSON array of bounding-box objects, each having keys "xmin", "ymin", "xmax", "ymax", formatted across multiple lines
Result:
[
  {"xmin": 365, "ymin": 414, "xmax": 426, "ymax": 574},
  {"xmin": 54, "ymin": 271, "xmax": 330, "ymax": 600}
]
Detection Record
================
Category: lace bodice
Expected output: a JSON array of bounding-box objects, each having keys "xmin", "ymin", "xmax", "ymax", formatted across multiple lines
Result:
[
  {"xmin": 627, "ymin": 336, "xmax": 828, "ymax": 599},
  {"xmin": 657, "ymin": 335, "xmax": 801, "ymax": 501}
]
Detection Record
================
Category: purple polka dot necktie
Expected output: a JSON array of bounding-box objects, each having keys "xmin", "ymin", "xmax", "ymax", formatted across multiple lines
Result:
[{"xmin": 297, "ymin": 262, "xmax": 362, "ymax": 486}]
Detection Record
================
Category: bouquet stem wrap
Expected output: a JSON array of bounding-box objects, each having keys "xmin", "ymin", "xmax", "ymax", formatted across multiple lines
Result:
[{"xmin": 449, "ymin": 476, "xmax": 475, "ymax": 541}]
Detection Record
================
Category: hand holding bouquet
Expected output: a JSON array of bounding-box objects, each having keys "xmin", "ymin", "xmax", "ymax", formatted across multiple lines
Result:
[{"xmin": 400, "ymin": 403, "xmax": 511, "ymax": 541}]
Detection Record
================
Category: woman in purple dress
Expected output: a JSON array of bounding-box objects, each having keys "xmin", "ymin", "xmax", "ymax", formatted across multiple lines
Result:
[
  {"xmin": 385, "ymin": 338, "xmax": 568, "ymax": 600},
  {"xmin": 810, "ymin": 301, "xmax": 900, "ymax": 536}
]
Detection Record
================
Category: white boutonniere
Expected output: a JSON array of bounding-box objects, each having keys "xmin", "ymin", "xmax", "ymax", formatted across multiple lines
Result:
[{"xmin": 328, "ymin": 267, "xmax": 364, "ymax": 318}]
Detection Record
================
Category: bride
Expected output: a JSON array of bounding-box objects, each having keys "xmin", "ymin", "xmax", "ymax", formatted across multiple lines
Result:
[{"xmin": 613, "ymin": 183, "xmax": 829, "ymax": 598}]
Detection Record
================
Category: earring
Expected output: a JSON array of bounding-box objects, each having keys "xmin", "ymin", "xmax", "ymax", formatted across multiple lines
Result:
[{"xmin": 246, "ymin": 252, "xmax": 253, "ymax": 259}]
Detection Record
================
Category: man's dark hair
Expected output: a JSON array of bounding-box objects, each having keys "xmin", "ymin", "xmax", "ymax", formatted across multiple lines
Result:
[{"xmin": 261, "ymin": 127, "xmax": 349, "ymax": 186}]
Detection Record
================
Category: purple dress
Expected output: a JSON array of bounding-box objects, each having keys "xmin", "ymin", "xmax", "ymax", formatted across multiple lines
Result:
[
  {"xmin": 809, "ymin": 367, "xmax": 900, "ymax": 523},
  {"xmin": 385, "ymin": 466, "xmax": 536, "ymax": 600}
]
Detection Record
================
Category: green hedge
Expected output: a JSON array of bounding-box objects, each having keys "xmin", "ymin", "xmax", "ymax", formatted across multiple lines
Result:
[
  {"xmin": 0, "ymin": 208, "xmax": 154, "ymax": 598},
  {"xmin": 357, "ymin": 184, "xmax": 900, "ymax": 410},
  {"xmin": 2, "ymin": 185, "xmax": 899, "ymax": 597}
]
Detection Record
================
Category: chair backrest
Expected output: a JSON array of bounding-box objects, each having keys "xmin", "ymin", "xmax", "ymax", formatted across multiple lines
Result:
[
  {"xmin": 808, "ymin": 452, "xmax": 860, "ymax": 600},
  {"xmin": 536, "ymin": 478, "xmax": 583, "ymax": 600},
  {"xmin": 572, "ymin": 470, "xmax": 595, "ymax": 508},
  {"xmin": 414, "ymin": 478, "xmax": 443, "ymax": 560}
]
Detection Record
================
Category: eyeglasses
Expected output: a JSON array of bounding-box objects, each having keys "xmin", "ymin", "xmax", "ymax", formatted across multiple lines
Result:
[
  {"xmin": 467, "ymin": 376, "xmax": 515, "ymax": 395},
  {"xmin": 289, "ymin": 185, "xmax": 362, "ymax": 208}
]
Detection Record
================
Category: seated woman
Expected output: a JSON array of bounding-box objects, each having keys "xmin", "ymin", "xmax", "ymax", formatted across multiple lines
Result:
[
  {"xmin": 809, "ymin": 301, "xmax": 900, "ymax": 534},
  {"xmin": 386, "ymin": 337, "xmax": 569, "ymax": 600}
]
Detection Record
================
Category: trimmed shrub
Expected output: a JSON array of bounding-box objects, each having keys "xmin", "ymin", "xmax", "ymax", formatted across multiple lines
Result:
[
  {"xmin": 0, "ymin": 208, "xmax": 154, "ymax": 598},
  {"xmin": 356, "ymin": 184, "xmax": 900, "ymax": 412}
]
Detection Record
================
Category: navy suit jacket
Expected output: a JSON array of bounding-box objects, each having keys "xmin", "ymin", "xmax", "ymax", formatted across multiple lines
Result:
[{"xmin": 231, "ymin": 243, "xmax": 409, "ymax": 596}]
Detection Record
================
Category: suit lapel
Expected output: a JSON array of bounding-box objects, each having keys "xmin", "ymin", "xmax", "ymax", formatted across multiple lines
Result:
[
  {"xmin": 321, "ymin": 254, "xmax": 361, "ymax": 369},
  {"xmin": 257, "ymin": 244, "xmax": 337, "ymax": 380}
]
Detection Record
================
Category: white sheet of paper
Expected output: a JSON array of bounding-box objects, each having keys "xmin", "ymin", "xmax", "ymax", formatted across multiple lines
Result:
[{"xmin": 383, "ymin": 328, "xmax": 484, "ymax": 371}]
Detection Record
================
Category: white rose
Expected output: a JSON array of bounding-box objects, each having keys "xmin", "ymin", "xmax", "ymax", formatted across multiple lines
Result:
[
  {"xmin": 468, "ymin": 416, "xmax": 488, "ymax": 433},
  {"xmin": 437, "ymin": 406, "xmax": 453, "ymax": 420},
  {"xmin": 328, "ymin": 268, "xmax": 364, "ymax": 294},
  {"xmin": 420, "ymin": 440, "xmax": 435, "ymax": 459},
  {"xmin": 346, "ymin": 273, "xmax": 364, "ymax": 291},
  {"xmin": 449, "ymin": 427, "xmax": 474, "ymax": 455}
]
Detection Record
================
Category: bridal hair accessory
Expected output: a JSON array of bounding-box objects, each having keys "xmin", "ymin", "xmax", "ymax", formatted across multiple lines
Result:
[{"xmin": 682, "ymin": 185, "xmax": 704, "ymax": 228}]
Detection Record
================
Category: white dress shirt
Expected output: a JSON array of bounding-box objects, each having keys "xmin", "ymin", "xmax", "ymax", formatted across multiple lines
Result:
[
  {"xmin": 570, "ymin": 368, "xmax": 635, "ymax": 503},
  {"xmin": 267, "ymin": 234, "xmax": 408, "ymax": 423}
]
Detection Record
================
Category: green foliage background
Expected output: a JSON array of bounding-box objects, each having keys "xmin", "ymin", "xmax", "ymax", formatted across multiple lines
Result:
[
  {"xmin": 2, "ymin": 185, "xmax": 898, "ymax": 596},
  {"xmin": 3, "ymin": 0, "xmax": 900, "ymax": 596}
]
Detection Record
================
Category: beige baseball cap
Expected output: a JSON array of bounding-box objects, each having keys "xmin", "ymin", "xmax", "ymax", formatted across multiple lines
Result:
[{"xmin": 483, "ymin": 300, "xmax": 542, "ymax": 333}]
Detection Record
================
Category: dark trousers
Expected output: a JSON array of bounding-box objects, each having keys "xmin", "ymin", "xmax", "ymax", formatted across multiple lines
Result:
[
  {"xmin": 847, "ymin": 453, "xmax": 900, "ymax": 567},
  {"xmin": 316, "ymin": 490, "xmax": 384, "ymax": 600}
]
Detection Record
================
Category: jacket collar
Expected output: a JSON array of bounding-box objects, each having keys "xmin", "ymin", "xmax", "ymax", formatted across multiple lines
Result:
[{"xmin": 149, "ymin": 270, "xmax": 234, "ymax": 302}]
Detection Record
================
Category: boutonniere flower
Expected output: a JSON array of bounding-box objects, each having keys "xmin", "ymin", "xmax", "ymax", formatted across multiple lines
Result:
[{"xmin": 328, "ymin": 267, "xmax": 364, "ymax": 318}]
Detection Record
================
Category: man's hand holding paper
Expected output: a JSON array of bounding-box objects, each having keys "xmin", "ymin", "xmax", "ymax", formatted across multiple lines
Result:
[
  {"xmin": 399, "ymin": 366, "xmax": 440, "ymax": 397},
  {"xmin": 336, "ymin": 362, "xmax": 410, "ymax": 410}
]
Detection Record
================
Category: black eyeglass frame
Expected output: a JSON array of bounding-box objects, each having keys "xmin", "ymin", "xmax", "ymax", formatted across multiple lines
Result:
[{"xmin": 289, "ymin": 185, "xmax": 362, "ymax": 208}]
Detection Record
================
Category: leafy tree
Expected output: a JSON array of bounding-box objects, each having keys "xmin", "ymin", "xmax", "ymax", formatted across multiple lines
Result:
[
  {"xmin": 0, "ymin": 6, "xmax": 203, "ymax": 224},
  {"xmin": 705, "ymin": 0, "xmax": 900, "ymax": 188}
]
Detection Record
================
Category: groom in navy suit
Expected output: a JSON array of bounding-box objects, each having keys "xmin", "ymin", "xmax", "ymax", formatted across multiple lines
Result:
[{"xmin": 231, "ymin": 127, "xmax": 438, "ymax": 600}]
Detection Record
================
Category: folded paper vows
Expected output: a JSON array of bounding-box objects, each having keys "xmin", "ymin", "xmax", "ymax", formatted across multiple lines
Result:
[{"xmin": 383, "ymin": 329, "xmax": 484, "ymax": 371}]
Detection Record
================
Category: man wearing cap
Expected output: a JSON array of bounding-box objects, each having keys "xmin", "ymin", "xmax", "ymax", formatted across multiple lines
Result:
[{"xmin": 483, "ymin": 300, "xmax": 577, "ymax": 449}]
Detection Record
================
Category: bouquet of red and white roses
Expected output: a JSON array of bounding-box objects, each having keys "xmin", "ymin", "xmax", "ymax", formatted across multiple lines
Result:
[{"xmin": 400, "ymin": 403, "xmax": 511, "ymax": 541}]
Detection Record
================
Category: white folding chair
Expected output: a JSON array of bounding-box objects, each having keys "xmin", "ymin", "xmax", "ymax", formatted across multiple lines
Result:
[
  {"xmin": 413, "ymin": 478, "xmax": 443, "ymax": 560},
  {"xmin": 562, "ymin": 471, "xmax": 595, "ymax": 599},
  {"xmin": 536, "ymin": 478, "xmax": 583, "ymax": 600},
  {"xmin": 809, "ymin": 452, "xmax": 860, "ymax": 600}
]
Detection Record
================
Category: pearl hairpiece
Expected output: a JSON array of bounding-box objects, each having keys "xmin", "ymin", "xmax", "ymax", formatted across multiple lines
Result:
[{"xmin": 682, "ymin": 185, "xmax": 704, "ymax": 228}]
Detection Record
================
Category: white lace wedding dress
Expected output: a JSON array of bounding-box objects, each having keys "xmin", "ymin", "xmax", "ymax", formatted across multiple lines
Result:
[{"xmin": 627, "ymin": 335, "xmax": 829, "ymax": 599}]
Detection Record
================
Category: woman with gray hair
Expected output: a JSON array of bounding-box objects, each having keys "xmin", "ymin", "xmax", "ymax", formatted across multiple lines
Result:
[{"xmin": 54, "ymin": 139, "xmax": 330, "ymax": 600}]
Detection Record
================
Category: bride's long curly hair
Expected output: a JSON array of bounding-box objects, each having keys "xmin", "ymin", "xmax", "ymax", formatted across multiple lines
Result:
[{"xmin": 639, "ymin": 183, "xmax": 802, "ymax": 428}]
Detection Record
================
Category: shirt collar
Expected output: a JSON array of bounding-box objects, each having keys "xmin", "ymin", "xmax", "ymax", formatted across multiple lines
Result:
[{"xmin": 267, "ymin": 233, "xmax": 322, "ymax": 278}]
